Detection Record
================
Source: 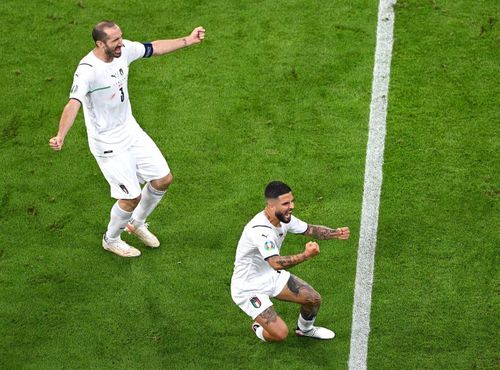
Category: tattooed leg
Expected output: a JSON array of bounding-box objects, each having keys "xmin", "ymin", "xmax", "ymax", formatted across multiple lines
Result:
[
  {"xmin": 277, "ymin": 275, "xmax": 322, "ymax": 320},
  {"xmin": 255, "ymin": 306, "xmax": 289, "ymax": 342},
  {"xmin": 301, "ymin": 304, "xmax": 319, "ymax": 320},
  {"xmin": 258, "ymin": 306, "xmax": 278, "ymax": 325}
]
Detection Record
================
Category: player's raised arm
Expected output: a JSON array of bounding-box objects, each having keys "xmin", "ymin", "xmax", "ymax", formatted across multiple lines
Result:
[
  {"xmin": 266, "ymin": 241, "xmax": 320, "ymax": 270},
  {"xmin": 151, "ymin": 26, "xmax": 205, "ymax": 56},
  {"xmin": 303, "ymin": 225, "xmax": 350, "ymax": 240},
  {"xmin": 49, "ymin": 98, "xmax": 81, "ymax": 151}
]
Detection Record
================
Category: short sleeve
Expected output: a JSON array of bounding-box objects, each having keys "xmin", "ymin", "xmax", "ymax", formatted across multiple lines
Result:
[
  {"xmin": 286, "ymin": 215, "xmax": 308, "ymax": 234},
  {"xmin": 250, "ymin": 227, "xmax": 280, "ymax": 260},
  {"xmin": 69, "ymin": 63, "xmax": 93, "ymax": 102},
  {"xmin": 123, "ymin": 39, "xmax": 150, "ymax": 64}
]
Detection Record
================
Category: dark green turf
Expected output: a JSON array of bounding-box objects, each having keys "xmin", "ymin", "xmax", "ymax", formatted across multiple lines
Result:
[
  {"xmin": 0, "ymin": 0, "xmax": 497, "ymax": 369},
  {"xmin": 370, "ymin": 1, "xmax": 499, "ymax": 369}
]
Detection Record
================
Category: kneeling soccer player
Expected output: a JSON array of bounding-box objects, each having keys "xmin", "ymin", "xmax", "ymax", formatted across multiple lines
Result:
[{"xmin": 230, "ymin": 181, "xmax": 350, "ymax": 342}]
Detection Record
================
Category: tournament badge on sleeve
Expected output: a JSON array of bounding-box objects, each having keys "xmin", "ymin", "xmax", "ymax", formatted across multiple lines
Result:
[{"xmin": 264, "ymin": 240, "xmax": 276, "ymax": 251}]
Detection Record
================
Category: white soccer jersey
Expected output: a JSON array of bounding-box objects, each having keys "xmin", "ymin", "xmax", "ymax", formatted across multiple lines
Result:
[
  {"xmin": 69, "ymin": 40, "xmax": 153, "ymax": 157},
  {"xmin": 231, "ymin": 211, "xmax": 308, "ymax": 294}
]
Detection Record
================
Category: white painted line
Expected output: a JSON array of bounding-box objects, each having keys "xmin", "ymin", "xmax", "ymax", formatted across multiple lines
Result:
[{"xmin": 348, "ymin": 1, "xmax": 397, "ymax": 369}]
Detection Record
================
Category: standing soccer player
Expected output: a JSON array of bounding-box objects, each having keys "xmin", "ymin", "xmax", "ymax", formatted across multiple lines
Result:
[
  {"xmin": 49, "ymin": 21, "xmax": 205, "ymax": 257},
  {"xmin": 231, "ymin": 181, "xmax": 350, "ymax": 342}
]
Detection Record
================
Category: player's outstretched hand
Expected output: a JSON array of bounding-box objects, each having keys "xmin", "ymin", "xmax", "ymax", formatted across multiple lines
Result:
[
  {"xmin": 304, "ymin": 241, "xmax": 320, "ymax": 259},
  {"xmin": 190, "ymin": 26, "xmax": 205, "ymax": 43},
  {"xmin": 336, "ymin": 227, "xmax": 350, "ymax": 240},
  {"xmin": 49, "ymin": 136, "xmax": 63, "ymax": 151}
]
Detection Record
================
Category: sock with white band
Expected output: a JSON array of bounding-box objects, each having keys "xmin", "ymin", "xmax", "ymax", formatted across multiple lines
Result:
[
  {"xmin": 105, "ymin": 202, "xmax": 132, "ymax": 240},
  {"xmin": 130, "ymin": 182, "xmax": 166, "ymax": 227},
  {"xmin": 298, "ymin": 313, "xmax": 316, "ymax": 332}
]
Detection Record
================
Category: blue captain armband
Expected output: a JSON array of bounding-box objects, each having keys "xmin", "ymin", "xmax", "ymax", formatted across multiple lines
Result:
[{"xmin": 143, "ymin": 42, "xmax": 154, "ymax": 58}]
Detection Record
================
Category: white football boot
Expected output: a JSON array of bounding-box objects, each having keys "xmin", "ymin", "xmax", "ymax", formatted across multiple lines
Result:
[
  {"xmin": 126, "ymin": 222, "xmax": 160, "ymax": 248},
  {"xmin": 102, "ymin": 235, "xmax": 141, "ymax": 257},
  {"xmin": 295, "ymin": 326, "xmax": 335, "ymax": 340}
]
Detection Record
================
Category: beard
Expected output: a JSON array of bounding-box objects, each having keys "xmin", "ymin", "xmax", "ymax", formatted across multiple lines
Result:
[
  {"xmin": 275, "ymin": 210, "xmax": 291, "ymax": 224},
  {"xmin": 104, "ymin": 44, "xmax": 122, "ymax": 58}
]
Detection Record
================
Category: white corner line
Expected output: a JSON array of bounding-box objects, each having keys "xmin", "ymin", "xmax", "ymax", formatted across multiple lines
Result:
[{"xmin": 348, "ymin": 1, "xmax": 397, "ymax": 369}]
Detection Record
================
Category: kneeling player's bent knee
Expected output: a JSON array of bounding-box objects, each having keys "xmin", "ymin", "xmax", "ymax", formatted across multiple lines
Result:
[
  {"xmin": 261, "ymin": 320, "xmax": 289, "ymax": 342},
  {"xmin": 307, "ymin": 290, "xmax": 322, "ymax": 306},
  {"xmin": 256, "ymin": 307, "xmax": 289, "ymax": 342},
  {"xmin": 271, "ymin": 325, "xmax": 289, "ymax": 342}
]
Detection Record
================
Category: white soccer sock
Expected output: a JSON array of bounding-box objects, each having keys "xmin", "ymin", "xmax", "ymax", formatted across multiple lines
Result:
[
  {"xmin": 105, "ymin": 202, "xmax": 132, "ymax": 240},
  {"xmin": 130, "ymin": 182, "xmax": 166, "ymax": 227},
  {"xmin": 298, "ymin": 313, "xmax": 316, "ymax": 332},
  {"xmin": 253, "ymin": 324, "xmax": 267, "ymax": 342}
]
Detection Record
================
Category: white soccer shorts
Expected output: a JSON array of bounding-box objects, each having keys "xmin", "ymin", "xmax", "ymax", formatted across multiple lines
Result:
[
  {"xmin": 95, "ymin": 132, "xmax": 170, "ymax": 199},
  {"xmin": 231, "ymin": 270, "xmax": 291, "ymax": 320}
]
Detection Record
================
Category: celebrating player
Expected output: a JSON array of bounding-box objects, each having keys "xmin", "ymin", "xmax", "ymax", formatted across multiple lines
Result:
[
  {"xmin": 231, "ymin": 181, "xmax": 350, "ymax": 342},
  {"xmin": 49, "ymin": 21, "xmax": 205, "ymax": 257}
]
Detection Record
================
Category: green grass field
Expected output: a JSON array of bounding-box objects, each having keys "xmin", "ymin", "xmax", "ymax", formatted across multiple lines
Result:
[{"xmin": 0, "ymin": 0, "xmax": 498, "ymax": 369}]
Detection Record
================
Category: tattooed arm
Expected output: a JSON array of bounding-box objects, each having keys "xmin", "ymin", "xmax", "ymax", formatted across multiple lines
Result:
[
  {"xmin": 303, "ymin": 224, "xmax": 350, "ymax": 240},
  {"xmin": 267, "ymin": 242, "xmax": 320, "ymax": 270}
]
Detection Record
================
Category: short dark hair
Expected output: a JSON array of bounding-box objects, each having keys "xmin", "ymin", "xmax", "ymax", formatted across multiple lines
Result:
[
  {"xmin": 92, "ymin": 20, "xmax": 117, "ymax": 42},
  {"xmin": 264, "ymin": 181, "xmax": 292, "ymax": 199}
]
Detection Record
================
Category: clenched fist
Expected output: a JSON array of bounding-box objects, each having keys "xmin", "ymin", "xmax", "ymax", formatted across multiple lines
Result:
[
  {"xmin": 49, "ymin": 136, "xmax": 64, "ymax": 151},
  {"xmin": 336, "ymin": 227, "xmax": 350, "ymax": 240},
  {"xmin": 304, "ymin": 241, "xmax": 320, "ymax": 259}
]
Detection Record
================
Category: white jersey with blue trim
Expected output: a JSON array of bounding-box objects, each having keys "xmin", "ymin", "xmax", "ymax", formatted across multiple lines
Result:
[
  {"xmin": 69, "ymin": 40, "xmax": 153, "ymax": 157},
  {"xmin": 231, "ymin": 211, "xmax": 308, "ymax": 293}
]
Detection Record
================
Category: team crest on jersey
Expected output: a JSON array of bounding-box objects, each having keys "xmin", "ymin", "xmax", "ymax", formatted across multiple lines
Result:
[
  {"xmin": 250, "ymin": 296, "xmax": 261, "ymax": 308},
  {"xmin": 264, "ymin": 240, "xmax": 276, "ymax": 251}
]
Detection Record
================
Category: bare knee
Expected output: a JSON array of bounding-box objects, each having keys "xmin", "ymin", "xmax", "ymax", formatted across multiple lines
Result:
[
  {"xmin": 256, "ymin": 307, "xmax": 289, "ymax": 342},
  {"xmin": 307, "ymin": 291, "xmax": 322, "ymax": 307},
  {"xmin": 151, "ymin": 173, "xmax": 173, "ymax": 192},
  {"xmin": 262, "ymin": 322, "xmax": 289, "ymax": 342},
  {"xmin": 301, "ymin": 291, "xmax": 322, "ymax": 319},
  {"xmin": 118, "ymin": 196, "xmax": 141, "ymax": 212},
  {"xmin": 271, "ymin": 326, "xmax": 289, "ymax": 342},
  {"xmin": 301, "ymin": 291, "xmax": 322, "ymax": 320}
]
